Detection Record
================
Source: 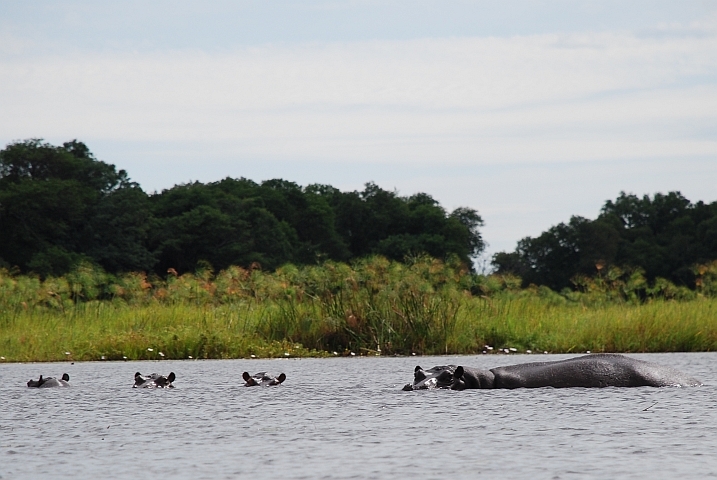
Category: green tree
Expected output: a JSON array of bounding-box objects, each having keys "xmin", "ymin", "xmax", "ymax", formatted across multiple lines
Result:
[
  {"xmin": 493, "ymin": 191, "xmax": 717, "ymax": 290},
  {"xmin": 149, "ymin": 180, "xmax": 297, "ymax": 273},
  {"xmin": 0, "ymin": 139, "xmax": 154, "ymax": 275},
  {"xmin": 0, "ymin": 139, "xmax": 487, "ymax": 276},
  {"xmin": 319, "ymin": 183, "xmax": 484, "ymax": 267}
]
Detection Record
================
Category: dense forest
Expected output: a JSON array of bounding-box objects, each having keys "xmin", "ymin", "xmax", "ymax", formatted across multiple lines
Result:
[
  {"xmin": 2, "ymin": 139, "xmax": 716, "ymax": 291},
  {"xmin": 492, "ymin": 192, "xmax": 717, "ymax": 290},
  {"xmin": 0, "ymin": 139, "xmax": 484, "ymax": 276}
]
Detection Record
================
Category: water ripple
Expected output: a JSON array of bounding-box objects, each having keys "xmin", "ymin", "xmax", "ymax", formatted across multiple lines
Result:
[{"xmin": 1, "ymin": 353, "xmax": 716, "ymax": 479}]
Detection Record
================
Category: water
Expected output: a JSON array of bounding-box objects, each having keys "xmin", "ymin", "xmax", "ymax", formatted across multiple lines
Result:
[{"xmin": 2, "ymin": 353, "xmax": 716, "ymax": 479}]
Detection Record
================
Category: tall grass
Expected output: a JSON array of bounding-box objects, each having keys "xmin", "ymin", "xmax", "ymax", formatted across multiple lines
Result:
[
  {"xmin": 454, "ymin": 296, "xmax": 717, "ymax": 353},
  {"xmin": 1, "ymin": 257, "xmax": 716, "ymax": 362}
]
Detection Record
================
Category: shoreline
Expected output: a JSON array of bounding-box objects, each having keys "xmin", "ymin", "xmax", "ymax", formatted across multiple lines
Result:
[{"xmin": 3, "ymin": 350, "xmax": 715, "ymax": 365}]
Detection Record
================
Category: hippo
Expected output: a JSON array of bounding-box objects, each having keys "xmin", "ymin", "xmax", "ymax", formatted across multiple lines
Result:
[
  {"xmin": 242, "ymin": 372, "xmax": 286, "ymax": 387},
  {"xmin": 134, "ymin": 372, "xmax": 176, "ymax": 388},
  {"xmin": 27, "ymin": 374, "xmax": 71, "ymax": 388},
  {"xmin": 403, "ymin": 354, "xmax": 702, "ymax": 390}
]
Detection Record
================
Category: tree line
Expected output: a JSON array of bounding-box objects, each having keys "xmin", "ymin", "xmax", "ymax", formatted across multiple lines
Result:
[
  {"xmin": 0, "ymin": 139, "xmax": 484, "ymax": 276},
  {"xmin": 3, "ymin": 139, "xmax": 716, "ymax": 290},
  {"xmin": 492, "ymin": 191, "xmax": 717, "ymax": 291}
]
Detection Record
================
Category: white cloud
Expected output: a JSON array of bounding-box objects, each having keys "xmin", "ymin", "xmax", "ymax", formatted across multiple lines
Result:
[{"xmin": 1, "ymin": 31, "xmax": 715, "ymax": 165}]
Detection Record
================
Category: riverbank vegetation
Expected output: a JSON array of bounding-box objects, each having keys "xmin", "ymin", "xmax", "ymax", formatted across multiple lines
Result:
[
  {"xmin": 2, "ymin": 257, "xmax": 717, "ymax": 362},
  {"xmin": 2, "ymin": 139, "xmax": 717, "ymax": 362}
]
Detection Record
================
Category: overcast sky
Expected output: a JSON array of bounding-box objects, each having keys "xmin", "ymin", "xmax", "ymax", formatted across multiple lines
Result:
[{"xmin": 2, "ymin": 1, "xmax": 716, "ymax": 261}]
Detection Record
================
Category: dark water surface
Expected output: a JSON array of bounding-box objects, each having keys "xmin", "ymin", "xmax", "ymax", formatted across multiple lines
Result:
[{"xmin": 2, "ymin": 353, "xmax": 716, "ymax": 479}]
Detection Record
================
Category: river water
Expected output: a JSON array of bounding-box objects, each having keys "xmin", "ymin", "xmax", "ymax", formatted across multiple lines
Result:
[{"xmin": 1, "ymin": 352, "xmax": 716, "ymax": 479}]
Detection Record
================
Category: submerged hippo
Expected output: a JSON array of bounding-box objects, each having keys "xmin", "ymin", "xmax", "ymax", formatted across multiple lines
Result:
[
  {"xmin": 134, "ymin": 372, "xmax": 176, "ymax": 388},
  {"xmin": 242, "ymin": 372, "xmax": 286, "ymax": 387},
  {"xmin": 27, "ymin": 374, "xmax": 71, "ymax": 388},
  {"xmin": 403, "ymin": 354, "xmax": 702, "ymax": 390}
]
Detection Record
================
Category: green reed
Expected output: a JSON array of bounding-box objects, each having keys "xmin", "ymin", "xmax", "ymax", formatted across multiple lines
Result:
[
  {"xmin": 454, "ymin": 295, "xmax": 717, "ymax": 354},
  {"xmin": 1, "ymin": 257, "xmax": 716, "ymax": 362}
]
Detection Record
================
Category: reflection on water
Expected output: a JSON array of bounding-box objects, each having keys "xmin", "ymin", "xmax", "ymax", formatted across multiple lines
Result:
[{"xmin": 2, "ymin": 353, "xmax": 716, "ymax": 479}]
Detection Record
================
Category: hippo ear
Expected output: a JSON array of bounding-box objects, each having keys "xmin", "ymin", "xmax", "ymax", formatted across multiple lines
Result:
[
  {"xmin": 167, "ymin": 372, "xmax": 176, "ymax": 383},
  {"xmin": 62, "ymin": 373, "xmax": 70, "ymax": 382},
  {"xmin": 277, "ymin": 373, "xmax": 286, "ymax": 384},
  {"xmin": 243, "ymin": 372, "xmax": 257, "ymax": 386},
  {"xmin": 455, "ymin": 366, "xmax": 464, "ymax": 379},
  {"xmin": 414, "ymin": 365, "xmax": 422, "ymax": 372}
]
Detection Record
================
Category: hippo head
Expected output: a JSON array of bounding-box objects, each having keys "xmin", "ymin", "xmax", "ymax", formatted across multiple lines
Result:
[
  {"xmin": 134, "ymin": 372, "xmax": 176, "ymax": 388},
  {"xmin": 402, "ymin": 365, "xmax": 459, "ymax": 391},
  {"xmin": 243, "ymin": 372, "xmax": 286, "ymax": 387},
  {"xmin": 27, "ymin": 373, "xmax": 70, "ymax": 388},
  {"xmin": 154, "ymin": 372, "xmax": 176, "ymax": 388},
  {"xmin": 27, "ymin": 375, "xmax": 44, "ymax": 388}
]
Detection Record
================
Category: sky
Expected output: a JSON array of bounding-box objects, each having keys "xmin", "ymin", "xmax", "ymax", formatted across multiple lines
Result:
[{"xmin": 2, "ymin": 1, "xmax": 716, "ymax": 263}]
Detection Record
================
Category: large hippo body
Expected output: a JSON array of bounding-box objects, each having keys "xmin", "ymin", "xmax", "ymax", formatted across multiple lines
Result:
[
  {"xmin": 27, "ymin": 374, "xmax": 71, "ymax": 388},
  {"xmin": 404, "ymin": 354, "xmax": 701, "ymax": 390}
]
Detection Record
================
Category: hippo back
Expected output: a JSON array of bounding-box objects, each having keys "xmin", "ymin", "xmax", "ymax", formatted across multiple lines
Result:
[{"xmin": 490, "ymin": 354, "xmax": 701, "ymax": 388}]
